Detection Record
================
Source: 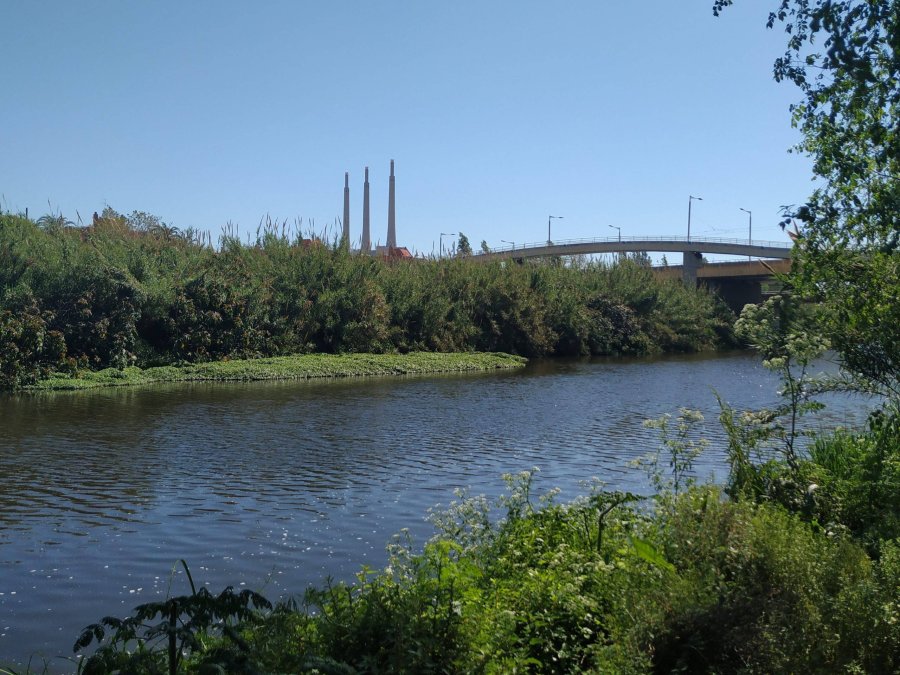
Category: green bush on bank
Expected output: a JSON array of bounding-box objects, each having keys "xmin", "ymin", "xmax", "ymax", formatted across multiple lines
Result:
[
  {"xmin": 0, "ymin": 210, "xmax": 733, "ymax": 391},
  {"xmin": 73, "ymin": 468, "xmax": 900, "ymax": 674}
]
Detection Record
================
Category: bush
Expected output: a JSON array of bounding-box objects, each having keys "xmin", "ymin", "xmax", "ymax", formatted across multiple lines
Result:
[
  {"xmin": 804, "ymin": 409, "xmax": 900, "ymax": 550},
  {"xmin": 0, "ymin": 290, "xmax": 68, "ymax": 389},
  {"xmin": 0, "ymin": 210, "xmax": 730, "ymax": 390},
  {"xmin": 648, "ymin": 490, "xmax": 900, "ymax": 674},
  {"xmin": 49, "ymin": 266, "xmax": 142, "ymax": 369}
]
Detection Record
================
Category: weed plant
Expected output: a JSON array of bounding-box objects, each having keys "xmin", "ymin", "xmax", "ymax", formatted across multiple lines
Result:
[{"xmin": 24, "ymin": 352, "xmax": 527, "ymax": 391}]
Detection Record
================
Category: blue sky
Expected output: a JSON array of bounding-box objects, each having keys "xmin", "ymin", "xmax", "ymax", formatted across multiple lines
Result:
[{"xmin": 2, "ymin": 2, "xmax": 810, "ymax": 256}]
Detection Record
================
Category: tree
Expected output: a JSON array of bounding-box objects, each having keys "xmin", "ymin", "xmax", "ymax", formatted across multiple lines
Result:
[
  {"xmin": 627, "ymin": 251, "xmax": 652, "ymax": 267},
  {"xmin": 36, "ymin": 212, "xmax": 75, "ymax": 231},
  {"xmin": 457, "ymin": 232, "xmax": 473, "ymax": 257},
  {"xmin": 714, "ymin": 0, "xmax": 900, "ymax": 396}
]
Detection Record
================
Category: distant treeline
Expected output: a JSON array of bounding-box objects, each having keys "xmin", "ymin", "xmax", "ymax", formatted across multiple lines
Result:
[{"xmin": 0, "ymin": 209, "xmax": 734, "ymax": 390}]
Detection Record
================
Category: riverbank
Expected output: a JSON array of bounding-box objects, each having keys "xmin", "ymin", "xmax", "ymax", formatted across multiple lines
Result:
[{"xmin": 22, "ymin": 351, "xmax": 527, "ymax": 391}]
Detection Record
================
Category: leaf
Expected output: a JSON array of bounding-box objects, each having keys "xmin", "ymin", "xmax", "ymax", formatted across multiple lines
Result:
[
  {"xmin": 73, "ymin": 623, "xmax": 103, "ymax": 652},
  {"xmin": 629, "ymin": 537, "xmax": 675, "ymax": 573}
]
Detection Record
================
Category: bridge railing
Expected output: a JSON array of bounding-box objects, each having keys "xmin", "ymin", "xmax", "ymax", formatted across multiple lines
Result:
[{"xmin": 476, "ymin": 235, "xmax": 793, "ymax": 255}]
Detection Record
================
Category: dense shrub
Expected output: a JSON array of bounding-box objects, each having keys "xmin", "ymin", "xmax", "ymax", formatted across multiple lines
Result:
[
  {"xmin": 803, "ymin": 409, "xmax": 900, "ymax": 550},
  {"xmin": 0, "ymin": 290, "xmax": 68, "ymax": 389},
  {"xmin": 48, "ymin": 266, "xmax": 142, "ymax": 369},
  {"xmin": 0, "ymin": 211, "xmax": 731, "ymax": 390},
  {"xmin": 648, "ymin": 490, "xmax": 900, "ymax": 674}
]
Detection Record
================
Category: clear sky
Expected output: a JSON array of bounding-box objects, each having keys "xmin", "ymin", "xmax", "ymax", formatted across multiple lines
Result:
[{"xmin": 2, "ymin": 1, "xmax": 811, "ymax": 256}]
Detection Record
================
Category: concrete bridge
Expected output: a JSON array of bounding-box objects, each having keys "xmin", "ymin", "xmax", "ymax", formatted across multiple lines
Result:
[{"xmin": 473, "ymin": 236, "xmax": 794, "ymax": 311}]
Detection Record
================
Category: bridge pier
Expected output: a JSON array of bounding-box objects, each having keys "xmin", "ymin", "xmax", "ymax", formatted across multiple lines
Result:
[{"xmin": 682, "ymin": 251, "xmax": 701, "ymax": 285}]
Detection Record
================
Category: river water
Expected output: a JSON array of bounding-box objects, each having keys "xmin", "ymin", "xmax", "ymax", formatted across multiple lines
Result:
[{"xmin": 0, "ymin": 352, "xmax": 873, "ymax": 668}]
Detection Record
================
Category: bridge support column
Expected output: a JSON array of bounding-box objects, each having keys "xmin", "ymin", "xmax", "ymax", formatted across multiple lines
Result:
[{"xmin": 682, "ymin": 251, "xmax": 701, "ymax": 286}]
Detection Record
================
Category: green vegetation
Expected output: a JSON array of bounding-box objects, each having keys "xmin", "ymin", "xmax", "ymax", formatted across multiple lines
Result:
[
  {"xmin": 0, "ymin": 210, "xmax": 732, "ymax": 392},
  {"xmin": 23, "ymin": 352, "xmax": 526, "ymax": 391},
  {"xmin": 715, "ymin": 0, "xmax": 900, "ymax": 397}
]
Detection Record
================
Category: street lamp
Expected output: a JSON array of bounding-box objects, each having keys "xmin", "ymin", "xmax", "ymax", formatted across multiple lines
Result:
[
  {"xmin": 740, "ymin": 208, "xmax": 752, "ymax": 261},
  {"xmin": 739, "ymin": 207, "xmax": 752, "ymax": 245},
  {"xmin": 548, "ymin": 215, "xmax": 563, "ymax": 245},
  {"xmin": 687, "ymin": 195, "xmax": 702, "ymax": 241},
  {"xmin": 608, "ymin": 224, "xmax": 621, "ymax": 242},
  {"xmin": 439, "ymin": 232, "xmax": 454, "ymax": 257},
  {"xmin": 501, "ymin": 239, "xmax": 515, "ymax": 250}
]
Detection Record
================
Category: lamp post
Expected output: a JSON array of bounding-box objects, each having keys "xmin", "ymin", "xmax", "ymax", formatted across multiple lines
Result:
[
  {"xmin": 548, "ymin": 215, "xmax": 563, "ymax": 245},
  {"xmin": 740, "ymin": 208, "xmax": 752, "ymax": 261},
  {"xmin": 440, "ymin": 232, "xmax": 454, "ymax": 258},
  {"xmin": 609, "ymin": 225, "xmax": 623, "ymax": 264},
  {"xmin": 740, "ymin": 207, "xmax": 752, "ymax": 245},
  {"xmin": 501, "ymin": 239, "xmax": 515, "ymax": 250},
  {"xmin": 687, "ymin": 195, "xmax": 702, "ymax": 242}
]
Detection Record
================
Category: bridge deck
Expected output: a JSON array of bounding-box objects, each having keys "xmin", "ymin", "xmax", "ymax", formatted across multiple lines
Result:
[{"xmin": 474, "ymin": 235, "xmax": 792, "ymax": 261}]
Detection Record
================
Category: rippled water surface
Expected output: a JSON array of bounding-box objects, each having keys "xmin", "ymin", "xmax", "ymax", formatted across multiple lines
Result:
[{"xmin": 0, "ymin": 353, "xmax": 872, "ymax": 668}]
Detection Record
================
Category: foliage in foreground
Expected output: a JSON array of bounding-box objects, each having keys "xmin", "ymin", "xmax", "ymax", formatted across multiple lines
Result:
[
  {"xmin": 0, "ymin": 210, "xmax": 731, "ymax": 391},
  {"xmin": 715, "ymin": 0, "xmax": 900, "ymax": 396},
  {"xmin": 69, "ymin": 460, "xmax": 900, "ymax": 675}
]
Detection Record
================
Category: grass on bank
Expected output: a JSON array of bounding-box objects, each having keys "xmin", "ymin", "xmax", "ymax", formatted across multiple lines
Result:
[{"xmin": 23, "ymin": 351, "xmax": 528, "ymax": 391}]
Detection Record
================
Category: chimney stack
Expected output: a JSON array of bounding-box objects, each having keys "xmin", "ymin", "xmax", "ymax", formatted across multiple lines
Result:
[
  {"xmin": 361, "ymin": 167, "xmax": 371, "ymax": 253},
  {"xmin": 342, "ymin": 172, "xmax": 350, "ymax": 247},
  {"xmin": 387, "ymin": 159, "xmax": 396, "ymax": 249}
]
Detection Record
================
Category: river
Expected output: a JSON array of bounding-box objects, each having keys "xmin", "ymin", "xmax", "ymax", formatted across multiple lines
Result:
[{"xmin": 0, "ymin": 352, "xmax": 873, "ymax": 668}]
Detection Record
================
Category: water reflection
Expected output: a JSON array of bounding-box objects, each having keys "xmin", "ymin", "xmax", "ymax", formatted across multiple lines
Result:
[{"xmin": 0, "ymin": 352, "xmax": 874, "ymax": 668}]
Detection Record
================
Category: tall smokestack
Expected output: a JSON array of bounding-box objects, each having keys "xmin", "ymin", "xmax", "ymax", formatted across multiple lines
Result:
[
  {"xmin": 387, "ymin": 159, "xmax": 396, "ymax": 249},
  {"xmin": 361, "ymin": 166, "xmax": 371, "ymax": 253},
  {"xmin": 342, "ymin": 172, "xmax": 350, "ymax": 248}
]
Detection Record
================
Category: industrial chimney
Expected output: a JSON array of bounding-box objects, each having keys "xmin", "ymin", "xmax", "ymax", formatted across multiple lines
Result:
[
  {"xmin": 361, "ymin": 167, "xmax": 371, "ymax": 253},
  {"xmin": 387, "ymin": 159, "xmax": 396, "ymax": 249},
  {"xmin": 342, "ymin": 172, "xmax": 350, "ymax": 247}
]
